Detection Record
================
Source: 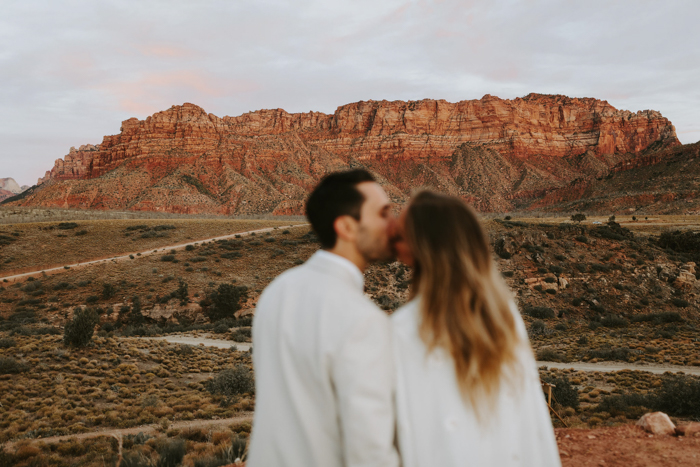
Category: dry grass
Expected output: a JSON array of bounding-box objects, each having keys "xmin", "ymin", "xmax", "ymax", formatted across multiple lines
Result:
[{"xmin": 0, "ymin": 218, "xmax": 303, "ymax": 273}]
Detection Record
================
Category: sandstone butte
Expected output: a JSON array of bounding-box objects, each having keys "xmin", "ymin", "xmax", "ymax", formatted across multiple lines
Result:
[{"xmin": 8, "ymin": 93, "xmax": 681, "ymax": 215}]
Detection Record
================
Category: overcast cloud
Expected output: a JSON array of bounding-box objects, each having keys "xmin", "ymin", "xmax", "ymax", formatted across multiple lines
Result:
[{"xmin": 1, "ymin": 0, "xmax": 698, "ymax": 186}]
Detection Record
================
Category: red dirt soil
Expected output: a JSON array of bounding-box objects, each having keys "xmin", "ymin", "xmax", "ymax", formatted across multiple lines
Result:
[{"xmin": 556, "ymin": 425, "xmax": 700, "ymax": 466}]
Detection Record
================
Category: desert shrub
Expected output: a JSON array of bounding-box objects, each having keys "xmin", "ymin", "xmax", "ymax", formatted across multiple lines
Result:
[
  {"xmin": 587, "ymin": 347, "xmax": 632, "ymax": 362},
  {"xmin": 574, "ymin": 235, "xmax": 588, "ymax": 243},
  {"xmin": 541, "ymin": 376, "xmax": 579, "ymax": 408},
  {"xmin": 161, "ymin": 255, "xmax": 175, "ymax": 262},
  {"xmin": 600, "ymin": 315, "xmax": 628, "ymax": 328},
  {"xmin": 554, "ymin": 254, "xmax": 566, "ymax": 261},
  {"xmin": 221, "ymin": 252, "xmax": 242, "ymax": 260},
  {"xmin": 549, "ymin": 265, "xmax": 564, "ymax": 275},
  {"xmin": 571, "ymin": 213, "xmax": 586, "ymax": 223},
  {"xmin": 590, "ymin": 263, "xmax": 611, "ymax": 273},
  {"xmin": 501, "ymin": 271, "xmax": 514, "ymax": 278},
  {"xmin": 575, "ymin": 263, "xmax": 587, "ymax": 273},
  {"xmin": 21, "ymin": 280, "xmax": 42, "ymax": 292},
  {"xmin": 155, "ymin": 438, "xmax": 186, "ymax": 467},
  {"xmin": 0, "ymin": 446, "xmax": 17, "ymax": 466},
  {"xmin": 630, "ymin": 311, "xmax": 683, "ymax": 324},
  {"xmin": 53, "ymin": 281, "xmax": 71, "ymax": 290},
  {"xmin": 86, "ymin": 295, "xmax": 99, "ymax": 304},
  {"xmin": 658, "ymin": 230, "xmax": 700, "ymax": 254},
  {"xmin": 214, "ymin": 323, "xmax": 229, "ymax": 333},
  {"xmin": 671, "ymin": 298, "xmax": 690, "ymax": 308},
  {"xmin": 544, "ymin": 277, "xmax": 556, "ymax": 283},
  {"xmin": 572, "ymin": 297, "xmax": 583, "ymax": 306},
  {"xmin": 577, "ymin": 335, "xmax": 588, "ymax": 345},
  {"xmin": 75, "ymin": 229, "xmax": 88, "ymax": 236},
  {"xmin": 203, "ymin": 284, "xmax": 250, "ymax": 321},
  {"xmin": 524, "ymin": 306, "xmax": 555, "ymax": 319},
  {"xmin": 528, "ymin": 320, "xmax": 547, "ymax": 336},
  {"xmin": 264, "ymin": 237, "xmax": 275, "ymax": 243},
  {"xmin": 206, "ymin": 365, "xmax": 255, "ymax": 403},
  {"xmin": 652, "ymin": 375, "xmax": 700, "ymax": 418},
  {"xmin": 0, "ymin": 356, "xmax": 29, "ymax": 374},
  {"xmin": 0, "ymin": 337, "xmax": 15, "ymax": 348},
  {"xmin": 232, "ymin": 328, "xmax": 252, "ymax": 341},
  {"xmin": 64, "ymin": 307, "xmax": 99, "ymax": 347},
  {"xmin": 595, "ymin": 393, "xmax": 650, "ymax": 418},
  {"xmin": 57, "ymin": 222, "xmax": 79, "ymax": 229},
  {"xmin": 185, "ymin": 244, "xmax": 195, "ymax": 251},
  {"xmin": 102, "ymin": 283, "xmax": 116, "ymax": 299},
  {"xmin": 190, "ymin": 256, "xmax": 207, "ymax": 263},
  {"xmin": 126, "ymin": 224, "xmax": 149, "ymax": 231},
  {"xmin": 154, "ymin": 224, "xmax": 176, "ymax": 231},
  {"xmin": 536, "ymin": 348, "xmax": 566, "ymax": 362}
]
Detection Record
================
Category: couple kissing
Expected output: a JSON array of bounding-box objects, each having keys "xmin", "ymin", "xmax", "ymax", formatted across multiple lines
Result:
[{"xmin": 246, "ymin": 169, "xmax": 560, "ymax": 467}]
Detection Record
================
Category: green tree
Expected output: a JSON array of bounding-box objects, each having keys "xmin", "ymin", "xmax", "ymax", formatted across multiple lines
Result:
[
  {"xmin": 64, "ymin": 307, "xmax": 99, "ymax": 347},
  {"xmin": 571, "ymin": 213, "xmax": 586, "ymax": 224},
  {"xmin": 204, "ymin": 283, "xmax": 249, "ymax": 321}
]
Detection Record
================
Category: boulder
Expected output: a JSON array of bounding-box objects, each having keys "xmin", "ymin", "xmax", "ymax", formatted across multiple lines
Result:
[{"xmin": 636, "ymin": 412, "xmax": 676, "ymax": 436}]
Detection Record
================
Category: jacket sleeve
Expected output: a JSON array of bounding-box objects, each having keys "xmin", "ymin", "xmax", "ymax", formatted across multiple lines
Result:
[{"xmin": 331, "ymin": 309, "xmax": 401, "ymax": 467}]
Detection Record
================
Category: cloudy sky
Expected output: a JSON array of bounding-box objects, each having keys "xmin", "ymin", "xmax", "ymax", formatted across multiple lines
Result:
[{"xmin": 2, "ymin": 0, "xmax": 699, "ymax": 187}]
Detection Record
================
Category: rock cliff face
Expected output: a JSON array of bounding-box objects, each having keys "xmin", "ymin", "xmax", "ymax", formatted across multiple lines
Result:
[{"xmin": 16, "ymin": 94, "xmax": 680, "ymax": 214}]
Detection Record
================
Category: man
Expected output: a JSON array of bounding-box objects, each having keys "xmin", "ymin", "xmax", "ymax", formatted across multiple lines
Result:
[{"xmin": 247, "ymin": 169, "xmax": 400, "ymax": 467}]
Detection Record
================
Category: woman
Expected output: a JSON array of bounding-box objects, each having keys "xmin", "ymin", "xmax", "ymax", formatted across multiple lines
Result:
[{"xmin": 391, "ymin": 191, "xmax": 561, "ymax": 467}]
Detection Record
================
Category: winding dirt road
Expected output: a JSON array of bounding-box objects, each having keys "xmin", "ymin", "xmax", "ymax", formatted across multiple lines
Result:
[{"xmin": 537, "ymin": 360, "xmax": 700, "ymax": 375}]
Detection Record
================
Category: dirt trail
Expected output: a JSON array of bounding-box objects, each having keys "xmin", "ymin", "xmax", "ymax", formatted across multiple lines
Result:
[
  {"xmin": 143, "ymin": 335, "xmax": 252, "ymax": 351},
  {"xmin": 4, "ymin": 412, "xmax": 254, "ymax": 448},
  {"xmin": 537, "ymin": 360, "xmax": 700, "ymax": 375},
  {"xmin": 0, "ymin": 224, "xmax": 308, "ymax": 283}
]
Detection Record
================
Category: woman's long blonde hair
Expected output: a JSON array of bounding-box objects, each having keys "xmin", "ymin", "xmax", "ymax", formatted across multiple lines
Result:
[{"xmin": 404, "ymin": 191, "xmax": 522, "ymax": 412}]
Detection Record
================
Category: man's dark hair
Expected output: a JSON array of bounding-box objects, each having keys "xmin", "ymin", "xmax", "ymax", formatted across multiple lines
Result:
[{"xmin": 306, "ymin": 169, "xmax": 375, "ymax": 249}]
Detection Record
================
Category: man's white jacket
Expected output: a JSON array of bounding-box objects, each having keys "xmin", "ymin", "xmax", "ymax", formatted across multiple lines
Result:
[{"xmin": 247, "ymin": 250, "xmax": 400, "ymax": 467}]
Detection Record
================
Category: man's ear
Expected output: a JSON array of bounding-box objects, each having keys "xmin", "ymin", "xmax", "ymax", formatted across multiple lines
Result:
[{"xmin": 333, "ymin": 215, "xmax": 358, "ymax": 243}]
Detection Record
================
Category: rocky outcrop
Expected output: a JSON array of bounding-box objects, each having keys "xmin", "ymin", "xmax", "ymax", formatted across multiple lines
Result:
[
  {"xmin": 14, "ymin": 94, "xmax": 680, "ymax": 214},
  {"xmin": 0, "ymin": 178, "xmax": 23, "ymax": 194}
]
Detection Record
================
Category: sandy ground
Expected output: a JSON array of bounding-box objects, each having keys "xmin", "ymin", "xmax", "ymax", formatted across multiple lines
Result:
[
  {"xmin": 537, "ymin": 360, "xmax": 700, "ymax": 376},
  {"xmin": 556, "ymin": 424, "xmax": 700, "ymax": 466},
  {"xmin": 0, "ymin": 223, "xmax": 308, "ymax": 283}
]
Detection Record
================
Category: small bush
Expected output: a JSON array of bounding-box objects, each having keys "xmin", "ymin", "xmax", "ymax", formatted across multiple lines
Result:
[
  {"xmin": 542, "ymin": 376, "xmax": 579, "ymax": 408},
  {"xmin": 671, "ymin": 298, "xmax": 690, "ymax": 308},
  {"xmin": 502, "ymin": 271, "xmax": 514, "ymax": 278},
  {"xmin": 0, "ymin": 356, "xmax": 29, "ymax": 374},
  {"xmin": 63, "ymin": 307, "xmax": 99, "ymax": 347},
  {"xmin": 0, "ymin": 337, "xmax": 16, "ymax": 348},
  {"xmin": 161, "ymin": 255, "xmax": 175, "ymax": 262},
  {"xmin": 631, "ymin": 312, "xmax": 683, "ymax": 324},
  {"xmin": 600, "ymin": 315, "xmax": 628, "ymax": 328},
  {"xmin": 587, "ymin": 347, "xmax": 632, "ymax": 362},
  {"xmin": 203, "ymin": 284, "xmax": 249, "ymax": 321},
  {"xmin": 206, "ymin": 365, "xmax": 255, "ymax": 403},
  {"xmin": 528, "ymin": 320, "xmax": 547, "ymax": 336},
  {"xmin": 524, "ymin": 306, "xmax": 555, "ymax": 319},
  {"xmin": 75, "ymin": 229, "xmax": 88, "ymax": 236},
  {"xmin": 652, "ymin": 375, "xmax": 700, "ymax": 418},
  {"xmin": 536, "ymin": 348, "xmax": 566, "ymax": 362},
  {"xmin": 571, "ymin": 213, "xmax": 586, "ymax": 223},
  {"xmin": 57, "ymin": 222, "xmax": 79, "ymax": 230},
  {"xmin": 185, "ymin": 244, "xmax": 195, "ymax": 251},
  {"xmin": 575, "ymin": 235, "xmax": 588, "ymax": 243},
  {"xmin": 102, "ymin": 283, "xmax": 116, "ymax": 299}
]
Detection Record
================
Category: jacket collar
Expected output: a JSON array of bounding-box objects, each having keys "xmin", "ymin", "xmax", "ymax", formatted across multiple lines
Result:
[{"xmin": 306, "ymin": 250, "xmax": 365, "ymax": 292}]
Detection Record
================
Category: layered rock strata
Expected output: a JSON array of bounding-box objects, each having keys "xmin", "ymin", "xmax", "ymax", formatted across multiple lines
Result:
[{"xmin": 18, "ymin": 94, "xmax": 680, "ymax": 214}]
